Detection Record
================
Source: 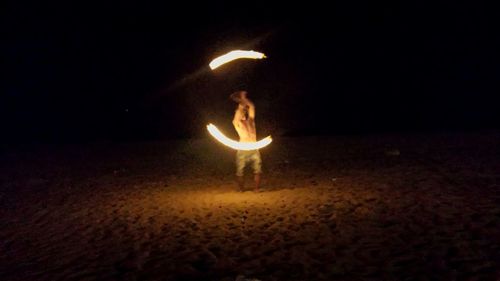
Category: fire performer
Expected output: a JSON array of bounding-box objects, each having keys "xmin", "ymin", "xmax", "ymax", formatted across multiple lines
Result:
[{"xmin": 230, "ymin": 90, "xmax": 262, "ymax": 192}]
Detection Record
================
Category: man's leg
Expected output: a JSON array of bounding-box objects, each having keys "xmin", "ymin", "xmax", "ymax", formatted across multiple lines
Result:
[
  {"xmin": 254, "ymin": 173, "xmax": 261, "ymax": 191},
  {"xmin": 251, "ymin": 150, "xmax": 262, "ymax": 192},
  {"xmin": 236, "ymin": 151, "xmax": 245, "ymax": 192},
  {"xmin": 237, "ymin": 176, "xmax": 244, "ymax": 192}
]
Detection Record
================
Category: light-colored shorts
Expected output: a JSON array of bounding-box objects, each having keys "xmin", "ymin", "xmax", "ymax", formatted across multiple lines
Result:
[{"xmin": 236, "ymin": 150, "xmax": 262, "ymax": 177}]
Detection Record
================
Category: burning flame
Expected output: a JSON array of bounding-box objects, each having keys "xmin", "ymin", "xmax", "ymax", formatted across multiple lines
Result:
[
  {"xmin": 207, "ymin": 124, "xmax": 272, "ymax": 150},
  {"xmin": 209, "ymin": 50, "xmax": 266, "ymax": 70}
]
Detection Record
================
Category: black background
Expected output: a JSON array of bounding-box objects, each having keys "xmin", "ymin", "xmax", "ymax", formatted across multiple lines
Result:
[{"xmin": 3, "ymin": 1, "xmax": 499, "ymax": 143}]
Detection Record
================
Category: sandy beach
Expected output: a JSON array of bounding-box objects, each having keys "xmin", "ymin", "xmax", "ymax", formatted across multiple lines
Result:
[{"xmin": 1, "ymin": 132, "xmax": 499, "ymax": 280}]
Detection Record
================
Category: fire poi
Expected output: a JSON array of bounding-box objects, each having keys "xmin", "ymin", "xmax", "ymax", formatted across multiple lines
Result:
[
  {"xmin": 209, "ymin": 50, "xmax": 266, "ymax": 70},
  {"xmin": 206, "ymin": 50, "xmax": 272, "ymax": 150},
  {"xmin": 207, "ymin": 123, "xmax": 272, "ymax": 150}
]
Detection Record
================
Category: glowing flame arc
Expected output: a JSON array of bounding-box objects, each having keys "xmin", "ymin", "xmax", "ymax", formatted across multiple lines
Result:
[
  {"xmin": 206, "ymin": 124, "xmax": 272, "ymax": 150},
  {"xmin": 209, "ymin": 50, "xmax": 266, "ymax": 70}
]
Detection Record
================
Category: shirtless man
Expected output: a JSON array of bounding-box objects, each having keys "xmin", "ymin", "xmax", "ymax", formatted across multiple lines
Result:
[{"xmin": 230, "ymin": 90, "xmax": 262, "ymax": 192}]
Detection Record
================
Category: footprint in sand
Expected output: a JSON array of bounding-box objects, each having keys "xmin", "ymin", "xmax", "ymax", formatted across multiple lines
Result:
[
  {"xmin": 182, "ymin": 249, "xmax": 218, "ymax": 273},
  {"xmin": 147, "ymin": 217, "xmax": 155, "ymax": 225},
  {"xmin": 116, "ymin": 248, "xmax": 150, "ymax": 272},
  {"xmin": 227, "ymin": 222, "xmax": 239, "ymax": 230}
]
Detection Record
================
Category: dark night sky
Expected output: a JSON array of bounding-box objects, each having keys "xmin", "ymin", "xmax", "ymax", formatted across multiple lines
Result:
[{"xmin": 2, "ymin": 1, "xmax": 499, "ymax": 143}]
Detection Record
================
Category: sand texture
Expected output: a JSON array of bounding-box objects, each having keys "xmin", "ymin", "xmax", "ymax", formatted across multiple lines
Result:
[{"xmin": 1, "ymin": 132, "xmax": 500, "ymax": 280}]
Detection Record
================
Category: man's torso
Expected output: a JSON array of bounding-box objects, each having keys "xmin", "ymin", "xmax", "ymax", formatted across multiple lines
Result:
[{"xmin": 235, "ymin": 119, "xmax": 256, "ymax": 142}]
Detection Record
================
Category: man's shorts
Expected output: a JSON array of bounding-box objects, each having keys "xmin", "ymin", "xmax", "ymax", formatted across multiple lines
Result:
[{"xmin": 236, "ymin": 150, "xmax": 262, "ymax": 177}]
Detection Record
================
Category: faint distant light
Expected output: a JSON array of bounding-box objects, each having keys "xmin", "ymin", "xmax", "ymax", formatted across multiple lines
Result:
[
  {"xmin": 206, "ymin": 123, "xmax": 272, "ymax": 150},
  {"xmin": 209, "ymin": 50, "xmax": 266, "ymax": 70}
]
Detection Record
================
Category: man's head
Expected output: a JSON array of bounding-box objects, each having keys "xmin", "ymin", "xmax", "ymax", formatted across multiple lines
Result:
[{"xmin": 230, "ymin": 90, "xmax": 248, "ymax": 103}]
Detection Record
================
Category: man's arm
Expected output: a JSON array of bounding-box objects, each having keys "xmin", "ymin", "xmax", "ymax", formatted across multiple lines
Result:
[
  {"xmin": 232, "ymin": 105, "xmax": 244, "ymax": 127},
  {"xmin": 241, "ymin": 98, "xmax": 255, "ymax": 120}
]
